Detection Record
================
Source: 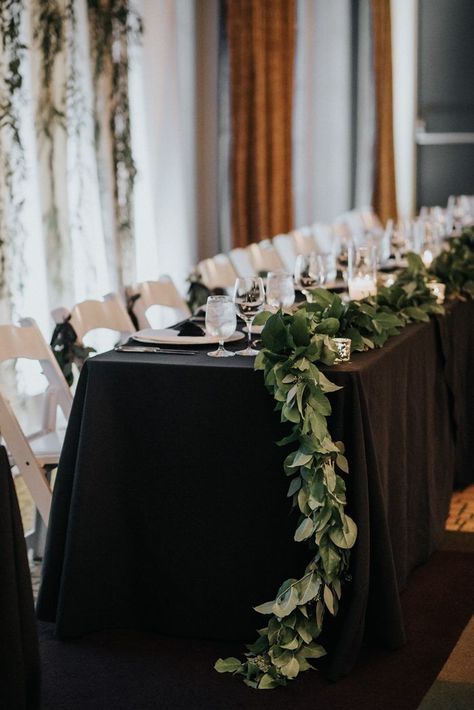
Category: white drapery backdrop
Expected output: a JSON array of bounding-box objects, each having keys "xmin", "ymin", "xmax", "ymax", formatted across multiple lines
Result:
[
  {"xmin": 292, "ymin": 0, "xmax": 375, "ymax": 226},
  {"xmin": 1, "ymin": 0, "xmax": 206, "ymax": 341}
]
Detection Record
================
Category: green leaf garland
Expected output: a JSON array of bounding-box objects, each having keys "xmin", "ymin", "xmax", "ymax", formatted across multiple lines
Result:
[{"xmin": 216, "ymin": 238, "xmax": 474, "ymax": 690}]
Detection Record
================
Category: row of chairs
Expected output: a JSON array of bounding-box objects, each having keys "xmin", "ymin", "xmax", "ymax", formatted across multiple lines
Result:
[
  {"xmin": 1, "ymin": 208, "xmax": 381, "ymax": 546},
  {"xmin": 0, "ymin": 277, "xmax": 192, "ymax": 550},
  {"xmin": 197, "ymin": 208, "xmax": 382, "ymax": 289}
]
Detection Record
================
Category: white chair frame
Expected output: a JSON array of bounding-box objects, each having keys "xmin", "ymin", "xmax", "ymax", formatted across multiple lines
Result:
[
  {"xmin": 0, "ymin": 318, "xmax": 72, "ymax": 529},
  {"xmin": 52, "ymin": 292, "xmax": 135, "ymax": 347},
  {"xmin": 248, "ymin": 240, "xmax": 284, "ymax": 273},
  {"xmin": 127, "ymin": 276, "xmax": 191, "ymax": 330},
  {"xmin": 197, "ymin": 254, "xmax": 237, "ymax": 289}
]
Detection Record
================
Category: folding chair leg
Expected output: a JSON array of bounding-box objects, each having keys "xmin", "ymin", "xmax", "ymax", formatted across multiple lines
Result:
[{"xmin": 25, "ymin": 507, "xmax": 47, "ymax": 560}]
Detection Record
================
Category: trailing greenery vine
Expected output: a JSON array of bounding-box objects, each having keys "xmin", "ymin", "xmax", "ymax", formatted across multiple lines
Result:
[
  {"xmin": 215, "ymin": 254, "xmax": 446, "ymax": 689},
  {"xmin": 33, "ymin": 0, "xmax": 66, "ymax": 292},
  {"xmin": 430, "ymin": 228, "xmax": 474, "ymax": 299},
  {"xmin": 0, "ymin": 0, "xmax": 26, "ymax": 301},
  {"xmin": 87, "ymin": 0, "xmax": 142, "ymax": 283}
]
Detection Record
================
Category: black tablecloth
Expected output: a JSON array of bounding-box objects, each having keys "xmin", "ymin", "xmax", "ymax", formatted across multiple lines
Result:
[
  {"xmin": 37, "ymin": 303, "xmax": 470, "ymax": 680},
  {"xmin": 0, "ymin": 446, "xmax": 41, "ymax": 710},
  {"xmin": 436, "ymin": 300, "xmax": 474, "ymax": 487}
]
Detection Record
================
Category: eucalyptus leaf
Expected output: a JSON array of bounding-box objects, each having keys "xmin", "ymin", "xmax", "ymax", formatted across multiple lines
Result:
[{"xmin": 215, "ymin": 657, "xmax": 243, "ymax": 673}]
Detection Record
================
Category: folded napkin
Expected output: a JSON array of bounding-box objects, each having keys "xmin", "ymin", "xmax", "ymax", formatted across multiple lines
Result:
[{"xmin": 177, "ymin": 321, "xmax": 205, "ymax": 337}]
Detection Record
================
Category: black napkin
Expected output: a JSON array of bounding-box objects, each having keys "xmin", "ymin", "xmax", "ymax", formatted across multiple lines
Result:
[{"xmin": 177, "ymin": 321, "xmax": 205, "ymax": 337}]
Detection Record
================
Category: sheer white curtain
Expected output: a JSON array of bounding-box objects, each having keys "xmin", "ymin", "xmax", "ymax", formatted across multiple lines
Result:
[
  {"xmin": 292, "ymin": 0, "xmax": 376, "ymax": 226},
  {"xmin": 1, "ymin": 0, "xmax": 114, "ymax": 336},
  {"xmin": 129, "ymin": 0, "xmax": 198, "ymax": 293},
  {"xmin": 292, "ymin": 0, "xmax": 352, "ymax": 226}
]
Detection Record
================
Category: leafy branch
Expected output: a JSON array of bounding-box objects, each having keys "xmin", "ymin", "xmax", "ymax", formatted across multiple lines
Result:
[
  {"xmin": 216, "ymin": 254, "xmax": 448, "ymax": 690},
  {"xmin": 430, "ymin": 228, "xmax": 474, "ymax": 299},
  {"xmin": 0, "ymin": 0, "xmax": 27, "ymax": 300}
]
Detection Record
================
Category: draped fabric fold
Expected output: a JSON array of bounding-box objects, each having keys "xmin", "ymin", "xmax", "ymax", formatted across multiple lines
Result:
[
  {"xmin": 226, "ymin": 0, "xmax": 295, "ymax": 247},
  {"xmin": 371, "ymin": 0, "xmax": 397, "ymax": 223}
]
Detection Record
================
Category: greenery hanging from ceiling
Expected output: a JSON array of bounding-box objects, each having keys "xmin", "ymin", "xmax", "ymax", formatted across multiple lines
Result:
[
  {"xmin": 87, "ymin": 0, "xmax": 142, "ymax": 284},
  {"xmin": 0, "ymin": 0, "xmax": 142, "ymax": 301},
  {"xmin": 0, "ymin": 0, "xmax": 26, "ymax": 303},
  {"xmin": 33, "ymin": 0, "xmax": 66, "ymax": 293}
]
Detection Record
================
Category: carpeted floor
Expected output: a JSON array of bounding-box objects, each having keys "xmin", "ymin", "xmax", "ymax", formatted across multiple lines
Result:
[
  {"xmin": 13, "ymin": 477, "xmax": 474, "ymax": 709},
  {"xmin": 38, "ymin": 546, "xmax": 474, "ymax": 710}
]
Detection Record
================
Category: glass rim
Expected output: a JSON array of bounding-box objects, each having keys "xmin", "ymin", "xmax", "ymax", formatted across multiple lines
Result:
[{"xmin": 206, "ymin": 295, "xmax": 233, "ymax": 303}]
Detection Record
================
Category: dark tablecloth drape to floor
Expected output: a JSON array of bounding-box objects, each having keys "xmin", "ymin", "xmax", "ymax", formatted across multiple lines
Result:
[
  {"xmin": 37, "ymin": 301, "xmax": 471, "ymax": 680},
  {"xmin": 436, "ymin": 300, "xmax": 474, "ymax": 488},
  {"xmin": 0, "ymin": 446, "xmax": 41, "ymax": 710}
]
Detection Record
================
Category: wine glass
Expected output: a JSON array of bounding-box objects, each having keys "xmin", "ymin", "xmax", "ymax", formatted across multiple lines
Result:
[
  {"xmin": 205, "ymin": 296, "xmax": 236, "ymax": 358},
  {"xmin": 266, "ymin": 271, "xmax": 295, "ymax": 311},
  {"xmin": 294, "ymin": 253, "xmax": 325, "ymax": 302},
  {"xmin": 233, "ymin": 277, "xmax": 265, "ymax": 356}
]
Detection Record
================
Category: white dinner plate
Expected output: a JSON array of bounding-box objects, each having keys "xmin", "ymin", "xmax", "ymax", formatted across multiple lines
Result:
[{"xmin": 132, "ymin": 328, "xmax": 245, "ymax": 346}]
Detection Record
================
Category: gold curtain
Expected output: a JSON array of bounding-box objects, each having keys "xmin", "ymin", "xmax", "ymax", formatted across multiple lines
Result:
[
  {"xmin": 226, "ymin": 0, "xmax": 296, "ymax": 248},
  {"xmin": 371, "ymin": 0, "xmax": 397, "ymax": 223}
]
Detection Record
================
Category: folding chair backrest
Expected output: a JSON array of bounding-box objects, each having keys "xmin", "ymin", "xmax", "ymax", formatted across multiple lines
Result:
[
  {"xmin": 272, "ymin": 233, "xmax": 297, "ymax": 273},
  {"xmin": 52, "ymin": 293, "xmax": 135, "ymax": 346},
  {"xmin": 312, "ymin": 223, "xmax": 335, "ymax": 254},
  {"xmin": 291, "ymin": 227, "xmax": 317, "ymax": 255},
  {"xmin": 0, "ymin": 318, "xmax": 72, "ymax": 426},
  {"xmin": 197, "ymin": 254, "xmax": 237, "ymax": 289},
  {"xmin": 229, "ymin": 248, "xmax": 256, "ymax": 278},
  {"xmin": 248, "ymin": 240, "xmax": 284, "ymax": 273},
  {"xmin": 0, "ymin": 319, "xmax": 73, "ymax": 524},
  {"xmin": 128, "ymin": 276, "xmax": 191, "ymax": 329}
]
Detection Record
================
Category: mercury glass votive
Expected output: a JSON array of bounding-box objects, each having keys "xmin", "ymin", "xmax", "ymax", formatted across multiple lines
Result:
[
  {"xmin": 333, "ymin": 337, "xmax": 351, "ymax": 363},
  {"xmin": 427, "ymin": 281, "xmax": 446, "ymax": 304}
]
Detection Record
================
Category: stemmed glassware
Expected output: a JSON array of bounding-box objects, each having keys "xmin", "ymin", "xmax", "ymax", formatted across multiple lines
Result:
[
  {"xmin": 205, "ymin": 295, "xmax": 237, "ymax": 358},
  {"xmin": 233, "ymin": 277, "xmax": 265, "ymax": 356},
  {"xmin": 294, "ymin": 253, "xmax": 326, "ymax": 302},
  {"xmin": 266, "ymin": 271, "xmax": 295, "ymax": 311}
]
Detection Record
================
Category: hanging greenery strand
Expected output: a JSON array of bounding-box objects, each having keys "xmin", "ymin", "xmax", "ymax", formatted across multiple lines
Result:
[
  {"xmin": 0, "ymin": 0, "xmax": 26, "ymax": 301},
  {"xmin": 87, "ymin": 0, "xmax": 142, "ymax": 285},
  {"xmin": 216, "ymin": 253, "xmax": 446, "ymax": 689},
  {"xmin": 33, "ymin": 0, "xmax": 66, "ymax": 294}
]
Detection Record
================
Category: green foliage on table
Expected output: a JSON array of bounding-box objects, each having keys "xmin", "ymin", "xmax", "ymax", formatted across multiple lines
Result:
[
  {"xmin": 215, "ymin": 255, "xmax": 447, "ymax": 690},
  {"xmin": 430, "ymin": 228, "xmax": 474, "ymax": 299}
]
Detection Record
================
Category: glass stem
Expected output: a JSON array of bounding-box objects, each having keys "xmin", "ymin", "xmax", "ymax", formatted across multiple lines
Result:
[
  {"xmin": 218, "ymin": 339, "xmax": 225, "ymax": 354},
  {"xmin": 247, "ymin": 318, "xmax": 254, "ymax": 350}
]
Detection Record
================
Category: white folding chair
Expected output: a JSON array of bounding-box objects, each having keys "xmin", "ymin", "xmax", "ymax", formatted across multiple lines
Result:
[
  {"xmin": 127, "ymin": 276, "xmax": 191, "ymax": 330},
  {"xmin": 273, "ymin": 233, "xmax": 297, "ymax": 273},
  {"xmin": 197, "ymin": 254, "xmax": 237, "ymax": 289},
  {"xmin": 312, "ymin": 223, "xmax": 335, "ymax": 254},
  {"xmin": 229, "ymin": 247, "xmax": 256, "ymax": 278},
  {"xmin": 358, "ymin": 207, "xmax": 383, "ymax": 233},
  {"xmin": 291, "ymin": 227, "xmax": 317, "ymax": 255},
  {"xmin": 248, "ymin": 240, "xmax": 284, "ymax": 274},
  {"xmin": 0, "ymin": 319, "xmax": 73, "ymax": 539},
  {"xmin": 52, "ymin": 293, "xmax": 135, "ymax": 353}
]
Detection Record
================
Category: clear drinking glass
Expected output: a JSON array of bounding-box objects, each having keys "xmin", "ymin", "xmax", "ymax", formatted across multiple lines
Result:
[
  {"xmin": 205, "ymin": 295, "xmax": 236, "ymax": 358},
  {"xmin": 233, "ymin": 277, "xmax": 265, "ymax": 356},
  {"xmin": 294, "ymin": 253, "xmax": 325, "ymax": 302},
  {"xmin": 266, "ymin": 271, "xmax": 295, "ymax": 311},
  {"xmin": 347, "ymin": 245, "xmax": 378, "ymax": 300}
]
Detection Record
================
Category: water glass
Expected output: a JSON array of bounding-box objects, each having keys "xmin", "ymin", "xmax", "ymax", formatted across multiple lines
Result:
[
  {"xmin": 233, "ymin": 277, "xmax": 265, "ymax": 356},
  {"xmin": 266, "ymin": 271, "xmax": 295, "ymax": 311},
  {"xmin": 348, "ymin": 245, "xmax": 377, "ymax": 300},
  {"xmin": 294, "ymin": 253, "xmax": 325, "ymax": 302},
  {"xmin": 205, "ymin": 296, "xmax": 236, "ymax": 358}
]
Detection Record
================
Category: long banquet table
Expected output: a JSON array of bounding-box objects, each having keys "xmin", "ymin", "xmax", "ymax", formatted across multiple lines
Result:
[{"xmin": 37, "ymin": 300, "xmax": 473, "ymax": 680}]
